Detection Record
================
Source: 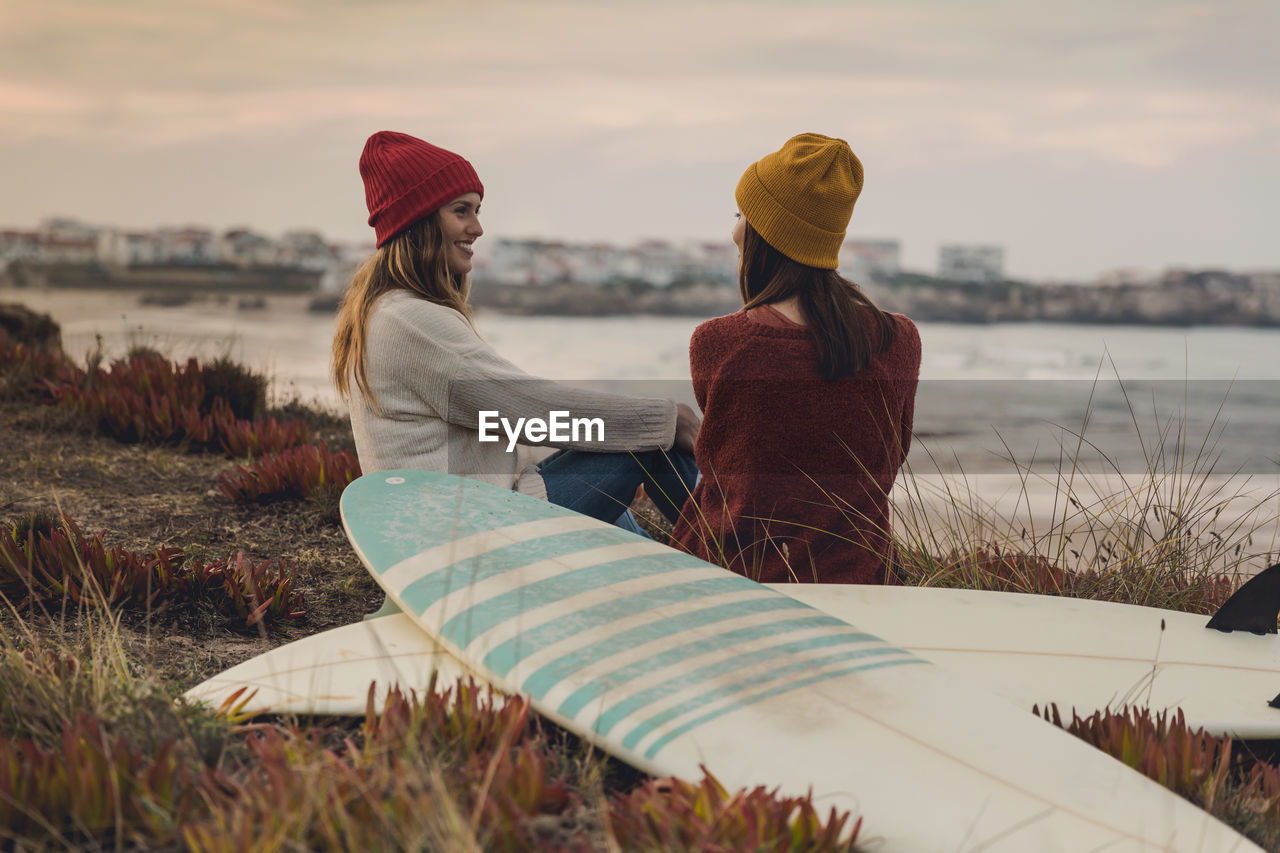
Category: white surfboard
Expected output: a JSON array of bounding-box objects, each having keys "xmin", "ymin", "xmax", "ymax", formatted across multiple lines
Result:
[
  {"xmin": 774, "ymin": 584, "xmax": 1280, "ymax": 739},
  {"xmin": 335, "ymin": 469, "xmax": 1257, "ymax": 853},
  {"xmin": 183, "ymin": 614, "xmax": 482, "ymax": 716},
  {"xmin": 188, "ymin": 583, "xmax": 1280, "ymax": 739}
]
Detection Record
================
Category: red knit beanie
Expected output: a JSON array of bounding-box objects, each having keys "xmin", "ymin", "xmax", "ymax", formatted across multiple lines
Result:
[{"xmin": 360, "ymin": 131, "xmax": 484, "ymax": 247}]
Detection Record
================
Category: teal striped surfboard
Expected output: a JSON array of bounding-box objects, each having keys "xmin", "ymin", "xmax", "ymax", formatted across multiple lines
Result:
[{"xmin": 340, "ymin": 469, "xmax": 1257, "ymax": 853}]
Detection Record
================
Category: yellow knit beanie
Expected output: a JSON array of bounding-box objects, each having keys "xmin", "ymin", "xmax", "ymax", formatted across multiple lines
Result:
[{"xmin": 735, "ymin": 133, "xmax": 863, "ymax": 269}]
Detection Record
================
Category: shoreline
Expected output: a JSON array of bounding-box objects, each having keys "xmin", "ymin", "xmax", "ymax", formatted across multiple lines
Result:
[
  {"xmin": 8, "ymin": 278, "xmax": 1280, "ymax": 327},
  {"xmin": 6, "ymin": 287, "xmax": 1278, "ymax": 577}
]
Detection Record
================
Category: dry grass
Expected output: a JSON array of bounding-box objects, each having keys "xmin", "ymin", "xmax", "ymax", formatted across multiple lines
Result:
[
  {"xmin": 6, "ymin": 333, "xmax": 1280, "ymax": 848},
  {"xmin": 0, "ymin": 342, "xmax": 867, "ymax": 851},
  {"xmin": 889, "ymin": 377, "xmax": 1280, "ymax": 613}
]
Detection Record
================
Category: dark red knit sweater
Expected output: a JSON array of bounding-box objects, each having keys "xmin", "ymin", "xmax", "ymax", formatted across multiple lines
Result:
[{"xmin": 670, "ymin": 308, "xmax": 921, "ymax": 584}]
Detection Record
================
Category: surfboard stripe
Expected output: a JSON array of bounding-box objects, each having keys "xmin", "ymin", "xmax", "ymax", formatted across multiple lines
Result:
[
  {"xmin": 554, "ymin": 617, "xmax": 873, "ymax": 720},
  {"xmin": 401, "ymin": 537, "xmax": 671, "ymax": 620},
  {"xmin": 439, "ymin": 553, "xmax": 743, "ymax": 647},
  {"xmin": 482, "ymin": 593, "xmax": 801, "ymax": 677},
  {"xmin": 521, "ymin": 609, "xmax": 839, "ymax": 706},
  {"xmin": 463, "ymin": 567, "xmax": 738, "ymax": 665},
  {"xmin": 450, "ymin": 575, "xmax": 756, "ymax": 655},
  {"xmin": 640, "ymin": 658, "xmax": 931, "ymax": 759},
  {"xmin": 551, "ymin": 625, "xmax": 890, "ymax": 724},
  {"xmin": 379, "ymin": 515, "xmax": 603, "ymax": 588},
  {"xmin": 596, "ymin": 635, "xmax": 898, "ymax": 738},
  {"xmin": 400, "ymin": 533, "xmax": 658, "ymax": 616},
  {"xmin": 619, "ymin": 648, "xmax": 921, "ymax": 747},
  {"xmin": 534, "ymin": 605, "xmax": 855, "ymax": 713}
]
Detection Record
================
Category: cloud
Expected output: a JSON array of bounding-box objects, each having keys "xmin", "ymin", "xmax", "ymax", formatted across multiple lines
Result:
[
  {"xmin": 3, "ymin": 0, "xmax": 1275, "ymax": 168},
  {"xmin": 2, "ymin": 0, "xmax": 1277, "ymax": 276},
  {"xmin": 0, "ymin": 81, "xmax": 84, "ymax": 114}
]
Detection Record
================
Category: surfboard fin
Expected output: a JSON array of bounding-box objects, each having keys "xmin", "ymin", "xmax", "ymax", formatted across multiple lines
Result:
[
  {"xmin": 1206, "ymin": 563, "xmax": 1280, "ymax": 635},
  {"xmin": 363, "ymin": 594, "xmax": 403, "ymax": 621}
]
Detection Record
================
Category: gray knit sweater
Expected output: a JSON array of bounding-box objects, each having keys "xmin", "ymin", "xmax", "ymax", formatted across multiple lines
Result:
[{"xmin": 347, "ymin": 290, "xmax": 678, "ymax": 500}]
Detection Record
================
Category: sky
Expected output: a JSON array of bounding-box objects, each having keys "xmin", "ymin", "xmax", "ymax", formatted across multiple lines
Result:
[{"xmin": 2, "ymin": 0, "xmax": 1278, "ymax": 280}]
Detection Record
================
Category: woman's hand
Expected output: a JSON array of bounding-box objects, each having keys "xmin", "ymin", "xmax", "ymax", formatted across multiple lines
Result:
[{"xmin": 674, "ymin": 403, "xmax": 701, "ymax": 454}]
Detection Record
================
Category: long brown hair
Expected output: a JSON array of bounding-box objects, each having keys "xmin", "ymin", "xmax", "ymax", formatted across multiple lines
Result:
[
  {"xmin": 332, "ymin": 215, "xmax": 474, "ymax": 407},
  {"xmin": 739, "ymin": 221, "xmax": 895, "ymax": 380}
]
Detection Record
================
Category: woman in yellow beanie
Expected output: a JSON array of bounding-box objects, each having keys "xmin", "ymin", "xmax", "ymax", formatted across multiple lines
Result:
[{"xmin": 670, "ymin": 133, "xmax": 922, "ymax": 584}]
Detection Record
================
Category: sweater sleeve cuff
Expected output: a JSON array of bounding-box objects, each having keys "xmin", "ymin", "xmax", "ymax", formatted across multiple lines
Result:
[{"xmin": 660, "ymin": 398, "xmax": 678, "ymax": 451}]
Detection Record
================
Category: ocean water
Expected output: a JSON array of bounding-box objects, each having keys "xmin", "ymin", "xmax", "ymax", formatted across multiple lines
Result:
[
  {"xmin": 10, "ymin": 287, "xmax": 1277, "ymax": 465},
  {"xmin": 8, "ymin": 287, "xmax": 1279, "ymax": 563}
]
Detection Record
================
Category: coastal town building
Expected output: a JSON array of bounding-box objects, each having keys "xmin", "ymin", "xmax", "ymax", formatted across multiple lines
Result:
[
  {"xmin": 1093, "ymin": 267, "xmax": 1156, "ymax": 287},
  {"xmin": 4, "ymin": 216, "xmax": 1280, "ymax": 325},
  {"xmin": 0, "ymin": 217, "xmax": 341, "ymax": 274},
  {"xmin": 220, "ymin": 229, "xmax": 277, "ymax": 267},
  {"xmin": 21, "ymin": 218, "xmax": 100, "ymax": 264},
  {"xmin": 319, "ymin": 243, "xmax": 374, "ymax": 293},
  {"xmin": 476, "ymin": 237, "xmax": 738, "ymax": 288},
  {"xmin": 156, "ymin": 227, "xmax": 218, "ymax": 265},
  {"xmin": 840, "ymin": 239, "xmax": 901, "ymax": 284},
  {"xmin": 279, "ymin": 230, "xmax": 335, "ymax": 271},
  {"xmin": 938, "ymin": 244, "xmax": 1005, "ymax": 283},
  {"xmin": 0, "ymin": 217, "xmax": 342, "ymax": 293},
  {"xmin": 33, "ymin": 235, "xmax": 97, "ymax": 264},
  {"xmin": 98, "ymin": 230, "xmax": 159, "ymax": 266},
  {"xmin": 0, "ymin": 230, "xmax": 41, "ymax": 265},
  {"xmin": 4, "ymin": 215, "xmax": 903, "ymax": 293}
]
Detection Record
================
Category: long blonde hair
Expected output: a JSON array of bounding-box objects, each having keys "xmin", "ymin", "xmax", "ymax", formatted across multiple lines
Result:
[{"xmin": 332, "ymin": 215, "xmax": 474, "ymax": 407}]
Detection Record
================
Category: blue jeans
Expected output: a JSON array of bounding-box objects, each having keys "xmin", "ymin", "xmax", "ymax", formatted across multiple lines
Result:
[{"xmin": 537, "ymin": 448, "xmax": 699, "ymax": 530}]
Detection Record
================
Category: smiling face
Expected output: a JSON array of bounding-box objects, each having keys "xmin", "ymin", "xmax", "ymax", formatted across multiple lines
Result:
[{"xmin": 438, "ymin": 192, "xmax": 483, "ymax": 275}]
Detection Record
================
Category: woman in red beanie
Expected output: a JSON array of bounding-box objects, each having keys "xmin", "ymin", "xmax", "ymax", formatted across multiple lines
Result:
[
  {"xmin": 333, "ymin": 131, "xmax": 700, "ymax": 546},
  {"xmin": 670, "ymin": 133, "xmax": 921, "ymax": 584}
]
